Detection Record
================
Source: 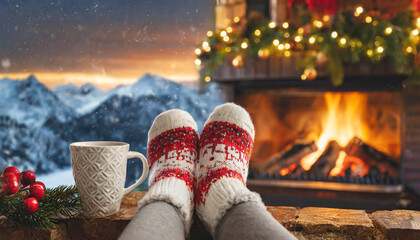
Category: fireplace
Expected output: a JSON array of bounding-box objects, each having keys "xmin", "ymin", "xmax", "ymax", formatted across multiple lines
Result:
[{"xmin": 215, "ymin": 74, "xmax": 420, "ymax": 209}]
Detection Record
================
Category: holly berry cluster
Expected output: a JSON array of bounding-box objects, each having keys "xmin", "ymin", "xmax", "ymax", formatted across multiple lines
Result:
[{"xmin": 1, "ymin": 166, "xmax": 46, "ymax": 215}]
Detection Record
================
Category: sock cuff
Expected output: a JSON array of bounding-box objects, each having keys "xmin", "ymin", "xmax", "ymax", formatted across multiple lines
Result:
[
  {"xmin": 137, "ymin": 177, "xmax": 194, "ymax": 236},
  {"xmin": 204, "ymin": 103, "xmax": 255, "ymax": 139},
  {"xmin": 196, "ymin": 178, "xmax": 264, "ymax": 236},
  {"xmin": 148, "ymin": 109, "xmax": 198, "ymax": 141}
]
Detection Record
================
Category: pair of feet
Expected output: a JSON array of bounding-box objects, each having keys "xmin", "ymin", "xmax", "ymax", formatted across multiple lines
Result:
[{"xmin": 137, "ymin": 103, "xmax": 264, "ymax": 236}]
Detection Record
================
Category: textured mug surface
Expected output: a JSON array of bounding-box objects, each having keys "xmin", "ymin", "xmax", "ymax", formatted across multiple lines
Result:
[{"xmin": 70, "ymin": 141, "xmax": 148, "ymax": 218}]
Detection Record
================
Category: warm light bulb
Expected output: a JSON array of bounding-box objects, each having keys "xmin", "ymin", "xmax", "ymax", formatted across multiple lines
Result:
[
  {"xmin": 273, "ymin": 39, "xmax": 280, "ymax": 46},
  {"xmin": 204, "ymin": 76, "xmax": 211, "ymax": 82},
  {"xmin": 384, "ymin": 27, "xmax": 393, "ymax": 35},
  {"xmin": 254, "ymin": 29, "xmax": 261, "ymax": 36},
  {"xmin": 282, "ymin": 22, "xmax": 289, "ymax": 29},
  {"xmin": 377, "ymin": 46, "xmax": 384, "ymax": 53},
  {"xmin": 339, "ymin": 38, "xmax": 346, "ymax": 45},
  {"xmin": 220, "ymin": 31, "xmax": 227, "ymax": 37},
  {"xmin": 412, "ymin": 29, "xmax": 419, "ymax": 36},
  {"xmin": 294, "ymin": 36, "xmax": 302, "ymax": 42},
  {"xmin": 314, "ymin": 20, "xmax": 323, "ymax": 28},
  {"xmin": 301, "ymin": 74, "xmax": 307, "ymax": 80},
  {"xmin": 417, "ymin": 17, "xmax": 420, "ymax": 28},
  {"xmin": 278, "ymin": 44, "xmax": 285, "ymax": 50},
  {"xmin": 202, "ymin": 41, "xmax": 209, "ymax": 48},
  {"xmin": 195, "ymin": 48, "xmax": 201, "ymax": 55},
  {"xmin": 367, "ymin": 49, "xmax": 373, "ymax": 57},
  {"xmin": 284, "ymin": 32, "xmax": 290, "ymax": 38},
  {"xmin": 309, "ymin": 36, "xmax": 316, "ymax": 44},
  {"xmin": 194, "ymin": 59, "xmax": 201, "ymax": 65},
  {"xmin": 365, "ymin": 16, "xmax": 372, "ymax": 24},
  {"xmin": 355, "ymin": 6, "xmax": 363, "ymax": 17},
  {"xmin": 406, "ymin": 46, "xmax": 413, "ymax": 53},
  {"xmin": 323, "ymin": 15, "xmax": 330, "ymax": 22},
  {"xmin": 241, "ymin": 42, "xmax": 248, "ymax": 49},
  {"xmin": 223, "ymin": 36, "xmax": 229, "ymax": 42},
  {"xmin": 331, "ymin": 31, "xmax": 338, "ymax": 38},
  {"xmin": 204, "ymin": 46, "xmax": 211, "ymax": 52},
  {"xmin": 233, "ymin": 16, "xmax": 240, "ymax": 23},
  {"xmin": 226, "ymin": 27, "xmax": 233, "ymax": 33},
  {"xmin": 285, "ymin": 43, "xmax": 291, "ymax": 49},
  {"xmin": 268, "ymin": 21, "xmax": 276, "ymax": 28},
  {"xmin": 207, "ymin": 31, "xmax": 213, "ymax": 37},
  {"xmin": 225, "ymin": 47, "xmax": 231, "ymax": 52},
  {"xmin": 284, "ymin": 51, "xmax": 291, "ymax": 57}
]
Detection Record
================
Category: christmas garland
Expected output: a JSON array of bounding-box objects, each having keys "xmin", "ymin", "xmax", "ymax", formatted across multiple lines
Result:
[{"xmin": 196, "ymin": 5, "xmax": 420, "ymax": 85}]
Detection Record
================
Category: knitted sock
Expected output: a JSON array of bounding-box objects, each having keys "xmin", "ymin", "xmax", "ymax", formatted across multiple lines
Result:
[
  {"xmin": 195, "ymin": 103, "xmax": 265, "ymax": 236},
  {"xmin": 137, "ymin": 109, "xmax": 199, "ymax": 236}
]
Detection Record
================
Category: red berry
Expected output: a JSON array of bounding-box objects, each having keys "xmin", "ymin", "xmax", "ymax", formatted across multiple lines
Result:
[
  {"xmin": 3, "ymin": 166, "xmax": 20, "ymax": 179},
  {"xmin": 22, "ymin": 197, "xmax": 38, "ymax": 214},
  {"xmin": 34, "ymin": 181, "xmax": 46, "ymax": 190},
  {"xmin": 29, "ymin": 183, "xmax": 45, "ymax": 200},
  {"xmin": 20, "ymin": 171, "xmax": 36, "ymax": 186},
  {"xmin": 1, "ymin": 173, "xmax": 20, "ymax": 195}
]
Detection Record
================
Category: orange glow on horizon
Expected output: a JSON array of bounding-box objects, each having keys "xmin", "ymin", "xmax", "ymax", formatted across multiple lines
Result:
[{"xmin": 0, "ymin": 72, "xmax": 199, "ymax": 90}]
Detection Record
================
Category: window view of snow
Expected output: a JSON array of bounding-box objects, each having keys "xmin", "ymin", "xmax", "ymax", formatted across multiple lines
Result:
[{"xmin": 0, "ymin": 0, "xmax": 224, "ymax": 188}]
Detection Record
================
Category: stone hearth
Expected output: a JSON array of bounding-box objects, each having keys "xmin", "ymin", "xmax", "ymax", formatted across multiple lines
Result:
[{"xmin": 0, "ymin": 191, "xmax": 419, "ymax": 240}]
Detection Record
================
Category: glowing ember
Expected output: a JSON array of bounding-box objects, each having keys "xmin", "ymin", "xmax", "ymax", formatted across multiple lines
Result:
[{"xmin": 279, "ymin": 164, "xmax": 298, "ymax": 176}]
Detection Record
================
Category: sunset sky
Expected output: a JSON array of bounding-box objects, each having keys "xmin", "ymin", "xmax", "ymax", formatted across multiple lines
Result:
[{"xmin": 0, "ymin": 0, "xmax": 212, "ymax": 89}]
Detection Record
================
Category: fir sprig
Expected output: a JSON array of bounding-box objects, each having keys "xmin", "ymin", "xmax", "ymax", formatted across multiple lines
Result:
[{"xmin": 0, "ymin": 185, "xmax": 81, "ymax": 229}]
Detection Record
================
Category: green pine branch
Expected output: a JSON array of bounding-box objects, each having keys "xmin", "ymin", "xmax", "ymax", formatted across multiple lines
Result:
[{"xmin": 0, "ymin": 185, "xmax": 81, "ymax": 229}]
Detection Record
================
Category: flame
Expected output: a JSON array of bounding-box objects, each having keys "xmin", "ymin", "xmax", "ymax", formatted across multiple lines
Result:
[
  {"xmin": 329, "ymin": 151, "xmax": 347, "ymax": 176},
  {"xmin": 300, "ymin": 93, "xmax": 366, "ymax": 171}
]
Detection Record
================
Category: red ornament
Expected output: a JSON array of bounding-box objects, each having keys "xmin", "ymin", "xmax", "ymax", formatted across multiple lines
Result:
[
  {"xmin": 34, "ymin": 181, "xmax": 46, "ymax": 190},
  {"xmin": 20, "ymin": 171, "xmax": 36, "ymax": 186},
  {"xmin": 1, "ymin": 173, "xmax": 20, "ymax": 195},
  {"xmin": 22, "ymin": 197, "xmax": 39, "ymax": 214},
  {"xmin": 29, "ymin": 183, "xmax": 45, "ymax": 200},
  {"xmin": 3, "ymin": 166, "xmax": 20, "ymax": 179}
]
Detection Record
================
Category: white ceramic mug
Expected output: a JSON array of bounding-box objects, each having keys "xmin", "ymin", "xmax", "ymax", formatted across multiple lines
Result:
[{"xmin": 70, "ymin": 141, "xmax": 149, "ymax": 218}]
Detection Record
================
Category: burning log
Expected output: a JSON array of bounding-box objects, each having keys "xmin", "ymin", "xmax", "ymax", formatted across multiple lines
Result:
[
  {"xmin": 259, "ymin": 139, "xmax": 318, "ymax": 175},
  {"xmin": 308, "ymin": 140, "xmax": 341, "ymax": 177},
  {"xmin": 345, "ymin": 137, "xmax": 398, "ymax": 175}
]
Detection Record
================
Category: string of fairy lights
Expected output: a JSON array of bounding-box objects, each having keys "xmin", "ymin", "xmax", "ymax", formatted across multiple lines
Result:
[{"xmin": 195, "ymin": 5, "xmax": 420, "ymax": 85}]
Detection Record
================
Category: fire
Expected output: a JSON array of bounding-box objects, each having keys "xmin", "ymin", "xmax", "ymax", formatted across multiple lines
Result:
[
  {"xmin": 300, "ymin": 93, "xmax": 367, "ymax": 172},
  {"xmin": 329, "ymin": 151, "xmax": 347, "ymax": 176}
]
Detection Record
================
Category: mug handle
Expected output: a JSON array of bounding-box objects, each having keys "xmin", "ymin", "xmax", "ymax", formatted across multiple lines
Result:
[{"xmin": 123, "ymin": 151, "xmax": 149, "ymax": 195}]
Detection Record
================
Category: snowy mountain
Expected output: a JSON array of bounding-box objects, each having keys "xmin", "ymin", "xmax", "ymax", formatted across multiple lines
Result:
[
  {"xmin": 0, "ymin": 74, "xmax": 226, "ymax": 185},
  {"xmin": 53, "ymin": 82, "xmax": 109, "ymax": 115},
  {"xmin": 0, "ymin": 75, "xmax": 76, "ymax": 127}
]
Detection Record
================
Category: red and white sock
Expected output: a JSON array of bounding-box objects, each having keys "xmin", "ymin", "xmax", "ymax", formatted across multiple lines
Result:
[
  {"xmin": 137, "ymin": 109, "xmax": 199, "ymax": 236},
  {"xmin": 195, "ymin": 103, "xmax": 264, "ymax": 235}
]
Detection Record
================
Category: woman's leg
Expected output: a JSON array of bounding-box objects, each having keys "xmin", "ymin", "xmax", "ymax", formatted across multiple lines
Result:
[
  {"xmin": 216, "ymin": 202, "xmax": 297, "ymax": 240},
  {"xmin": 120, "ymin": 109, "xmax": 200, "ymax": 239},
  {"xmin": 119, "ymin": 201, "xmax": 184, "ymax": 240},
  {"xmin": 195, "ymin": 103, "xmax": 296, "ymax": 239}
]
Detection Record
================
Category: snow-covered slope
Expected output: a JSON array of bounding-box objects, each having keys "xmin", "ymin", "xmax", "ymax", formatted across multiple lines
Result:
[{"xmin": 53, "ymin": 82, "xmax": 109, "ymax": 115}]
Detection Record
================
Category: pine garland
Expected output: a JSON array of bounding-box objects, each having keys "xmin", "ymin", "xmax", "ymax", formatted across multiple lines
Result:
[
  {"xmin": 0, "ymin": 185, "xmax": 81, "ymax": 229},
  {"xmin": 197, "ymin": 6, "xmax": 420, "ymax": 85}
]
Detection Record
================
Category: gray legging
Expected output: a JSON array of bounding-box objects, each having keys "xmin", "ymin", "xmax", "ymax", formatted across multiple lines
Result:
[{"xmin": 119, "ymin": 201, "xmax": 297, "ymax": 240}]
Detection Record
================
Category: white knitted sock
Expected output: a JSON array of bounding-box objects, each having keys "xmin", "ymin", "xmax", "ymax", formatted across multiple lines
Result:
[
  {"xmin": 137, "ymin": 109, "xmax": 199, "ymax": 236},
  {"xmin": 195, "ymin": 103, "xmax": 265, "ymax": 236}
]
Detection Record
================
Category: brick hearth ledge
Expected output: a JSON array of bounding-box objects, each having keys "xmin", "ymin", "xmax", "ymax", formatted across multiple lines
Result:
[{"xmin": 0, "ymin": 191, "xmax": 419, "ymax": 240}]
